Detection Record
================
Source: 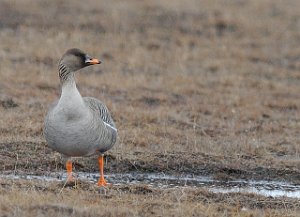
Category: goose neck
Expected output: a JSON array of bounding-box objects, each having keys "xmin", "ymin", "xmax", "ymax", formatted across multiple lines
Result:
[{"xmin": 58, "ymin": 63, "xmax": 75, "ymax": 85}]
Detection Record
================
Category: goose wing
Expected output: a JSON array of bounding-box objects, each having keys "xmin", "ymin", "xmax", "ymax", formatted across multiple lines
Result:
[{"xmin": 83, "ymin": 97, "xmax": 117, "ymax": 131}]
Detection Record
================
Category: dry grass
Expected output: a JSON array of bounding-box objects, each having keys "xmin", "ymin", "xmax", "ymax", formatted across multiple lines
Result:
[
  {"xmin": 0, "ymin": 0, "xmax": 300, "ymax": 216},
  {"xmin": 0, "ymin": 179, "xmax": 299, "ymax": 217}
]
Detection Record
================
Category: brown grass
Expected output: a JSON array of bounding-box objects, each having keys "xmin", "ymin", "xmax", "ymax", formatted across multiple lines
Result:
[
  {"xmin": 0, "ymin": 179, "xmax": 300, "ymax": 217},
  {"xmin": 0, "ymin": 0, "xmax": 300, "ymax": 216}
]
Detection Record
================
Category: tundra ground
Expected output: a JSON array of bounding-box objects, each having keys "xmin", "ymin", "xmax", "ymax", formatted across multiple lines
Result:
[{"xmin": 0, "ymin": 0, "xmax": 300, "ymax": 216}]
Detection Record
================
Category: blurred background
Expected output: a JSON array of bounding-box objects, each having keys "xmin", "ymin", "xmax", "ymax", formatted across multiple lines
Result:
[{"xmin": 0, "ymin": 0, "xmax": 300, "ymax": 173}]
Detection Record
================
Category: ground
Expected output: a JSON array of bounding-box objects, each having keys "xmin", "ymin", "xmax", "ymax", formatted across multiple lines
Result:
[{"xmin": 0, "ymin": 0, "xmax": 300, "ymax": 216}]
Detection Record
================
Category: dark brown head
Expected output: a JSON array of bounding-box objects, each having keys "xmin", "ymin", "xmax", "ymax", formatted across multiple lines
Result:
[{"xmin": 59, "ymin": 48, "xmax": 101, "ymax": 72}]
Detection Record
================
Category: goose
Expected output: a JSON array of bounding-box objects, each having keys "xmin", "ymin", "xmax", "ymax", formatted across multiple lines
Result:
[{"xmin": 44, "ymin": 48, "xmax": 117, "ymax": 186}]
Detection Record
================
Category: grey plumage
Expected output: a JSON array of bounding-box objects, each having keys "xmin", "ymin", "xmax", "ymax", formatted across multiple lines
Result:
[{"xmin": 44, "ymin": 48, "xmax": 117, "ymax": 157}]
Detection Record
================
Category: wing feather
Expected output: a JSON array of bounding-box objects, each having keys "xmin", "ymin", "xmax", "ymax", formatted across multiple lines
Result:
[{"xmin": 83, "ymin": 97, "xmax": 117, "ymax": 131}]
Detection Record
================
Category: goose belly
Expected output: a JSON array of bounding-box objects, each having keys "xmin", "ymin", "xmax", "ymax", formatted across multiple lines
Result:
[{"xmin": 44, "ymin": 116, "xmax": 108, "ymax": 157}]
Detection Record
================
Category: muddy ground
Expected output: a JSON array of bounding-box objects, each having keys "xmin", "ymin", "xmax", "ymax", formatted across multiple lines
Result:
[
  {"xmin": 1, "ymin": 143, "xmax": 300, "ymax": 184},
  {"xmin": 0, "ymin": 0, "xmax": 300, "ymax": 216}
]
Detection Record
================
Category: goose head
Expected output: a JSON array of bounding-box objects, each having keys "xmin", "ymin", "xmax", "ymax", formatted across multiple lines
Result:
[{"xmin": 59, "ymin": 48, "xmax": 101, "ymax": 72}]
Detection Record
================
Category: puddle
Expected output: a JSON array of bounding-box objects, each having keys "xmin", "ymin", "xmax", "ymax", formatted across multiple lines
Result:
[
  {"xmin": 209, "ymin": 179, "xmax": 300, "ymax": 199},
  {"xmin": 1, "ymin": 172, "xmax": 300, "ymax": 199}
]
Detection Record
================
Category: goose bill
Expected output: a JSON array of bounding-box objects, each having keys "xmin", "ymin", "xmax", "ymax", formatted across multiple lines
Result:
[{"xmin": 85, "ymin": 58, "xmax": 101, "ymax": 65}]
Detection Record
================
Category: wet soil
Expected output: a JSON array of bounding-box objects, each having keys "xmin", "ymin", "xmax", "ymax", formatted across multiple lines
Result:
[
  {"xmin": 2, "ymin": 172, "xmax": 300, "ymax": 199},
  {"xmin": 0, "ymin": 177, "xmax": 299, "ymax": 211},
  {"xmin": 1, "ymin": 142, "xmax": 300, "ymax": 185}
]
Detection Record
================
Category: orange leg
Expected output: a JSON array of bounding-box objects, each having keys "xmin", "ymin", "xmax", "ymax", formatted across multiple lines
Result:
[
  {"xmin": 66, "ymin": 159, "xmax": 73, "ymax": 182},
  {"xmin": 97, "ymin": 155, "xmax": 107, "ymax": 186}
]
